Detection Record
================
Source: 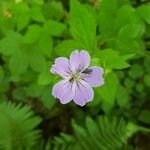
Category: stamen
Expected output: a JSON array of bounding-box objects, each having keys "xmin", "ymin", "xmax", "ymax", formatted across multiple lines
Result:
[{"xmin": 69, "ymin": 71, "xmax": 82, "ymax": 82}]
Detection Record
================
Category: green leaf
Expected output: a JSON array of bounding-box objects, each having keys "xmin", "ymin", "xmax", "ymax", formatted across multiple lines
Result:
[
  {"xmin": 38, "ymin": 35, "xmax": 53, "ymax": 56},
  {"xmin": 115, "ymin": 37, "xmax": 144, "ymax": 55},
  {"xmin": 22, "ymin": 25, "xmax": 42, "ymax": 43},
  {"xmin": 86, "ymin": 117, "xmax": 99, "ymax": 135},
  {"xmin": 13, "ymin": 87, "xmax": 27, "ymax": 101},
  {"xmin": 38, "ymin": 72, "xmax": 51, "ymax": 85},
  {"xmin": 136, "ymin": 4, "xmax": 150, "ymax": 24},
  {"xmin": 29, "ymin": 51, "xmax": 47, "ymax": 73},
  {"xmin": 98, "ymin": 0, "xmax": 118, "ymax": 39},
  {"xmin": 0, "ymin": 73, "xmax": 9, "ymax": 93},
  {"xmin": 124, "ymin": 77, "xmax": 135, "ymax": 89},
  {"xmin": 40, "ymin": 86, "xmax": 55, "ymax": 109},
  {"xmin": 144, "ymin": 74, "xmax": 150, "ymax": 87},
  {"xmin": 20, "ymin": 70, "xmax": 37, "ymax": 83},
  {"xmin": 43, "ymin": 1, "xmax": 64, "ymax": 20},
  {"xmin": 9, "ymin": 50, "xmax": 29, "ymax": 77},
  {"xmin": 43, "ymin": 20, "xmax": 66, "ymax": 36},
  {"xmin": 116, "ymin": 85, "xmax": 130, "ymax": 108},
  {"xmin": 55, "ymin": 40, "xmax": 82, "ymax": 56},
  {"xmin": 12, "ymin": 3, "xmax": 30, "ymax": 31},
  {"xmin": 69, "ymin": 0, "xmax": 97, "ymax": 50},
  {"xmin": 12, "ymin": 2, "xmax": 29, "ymax": 14},
  {"xmin": 0, "ymin": 31, "xmax": 22, "ymax": 55},
  {"xmin": 97, "ymin": 1, "xmax": 145, "ymax": 56},
  {"xmin": 71, "ymin": 116, "xmax": 140, "ymax": 150},
  {"xmin": 25, "ymin": 83, "xmax": 44, "ymax": 97},
  {"xmin": 17, "ymin": 13, "xmax": 30, "ymax": 31},
  {"xmin": 0, "ymin": 66, "xmax": 4, "ymax": 80},
  {"xmin": 30, "ymin": 6, "xmax": 45, "ymax": 22},
  {"xmin": 138, "ymin": 110, "xmax": 150, "ymax": 124},
  {"xmin": 144, "ymin": 55, "xmax": 150, "ymax": 72},
  {"xmin": 38, "ymin": 62, "xmax": 51, "ymax": 85},
  {"xmin": 96, "ymin": 49, "xmax": 130, "ymax": 69},
  {"xmin": 128, "ymin": 64, "xmax": 144, "ymax": 79},
  {"xmin": 115, "ymin": 5, "xmax": 135, "ymax": 30},
  {"xmin": 50, "ymin": 1, "xmax": 64, "ymax": 20},
  {"xmin": 115, "ymin": 22, "xmax": 145, "ymax": 56},
  {"xmin": 118, "ymin": 23, "xmax": 145, "ymax": 39},
  {"xmin": 98, "ymin": 72, "xmax": 119, "ymax": 111},
  {"xmin": 0, "ymin": 102, "xmax": 41, "ymax": 149},
  {"xmin": 136, "ymin": 83, "xmax": 144, "ymax": 93}
]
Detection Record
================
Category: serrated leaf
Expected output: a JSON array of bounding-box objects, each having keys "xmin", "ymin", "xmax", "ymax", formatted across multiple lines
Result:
[
  {"xmin": 72, "ymin": 120, "xmax": 87, "ymax": 137},
  {"xmin": 118, "ymin": 23, "xmax": 145, "ymax": 39},
  {"xmin": 98, "ymin": 0, "xmax": 118, "ymax": 39},
  {"xmin": 69, "ymin": 0, "xmax": 97, "ymax": 50},
  {"xmin": 115, "ymin": 37, "xmax": 144, "ymax": 55},
  {"xmin": 0, "ymin": 102, "xmax": 41, "ymax": 149},
  {"xmin": 86, "ymin": 117, "xmax": 99, "ymax": 135},
  {"xmin": 96, "ymin": 49, "xmax": 130, "ymax": 69}
]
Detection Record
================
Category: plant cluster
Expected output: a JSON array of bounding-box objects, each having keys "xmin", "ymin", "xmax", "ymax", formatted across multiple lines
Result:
[{"xmin": 0, "ymin": 0, "xmax": 149, "ymax": 149}]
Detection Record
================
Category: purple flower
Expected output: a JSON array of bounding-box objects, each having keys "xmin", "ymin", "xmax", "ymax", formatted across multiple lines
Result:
[{"xmin": 50, "ymin": 50, "xmax": 104, "ymax": 106}]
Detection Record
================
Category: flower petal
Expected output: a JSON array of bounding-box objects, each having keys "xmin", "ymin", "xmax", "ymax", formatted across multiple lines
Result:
[
  {"xmin": 52, "ymin": 79, "xmax": 75, "ymax": 104},
  {"xmin": 50, "ymin": 57, "xmax": 71, "ymax": 78},
  {"xmin": 73, "ymin": 80, "xmax": 94, "ymax": 106},
  {"xmin": 82, "ymin": 66, "xmax": 104, "ymax": 87},
  {"xmin": 70, "ymin": 50, "xmax": 90, "ymax": 71}
]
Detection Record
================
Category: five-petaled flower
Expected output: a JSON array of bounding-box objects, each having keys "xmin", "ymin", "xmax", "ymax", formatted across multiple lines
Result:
[{"xmin": 50, "ymin": 50, "xmax": 104, "ymax": 106}]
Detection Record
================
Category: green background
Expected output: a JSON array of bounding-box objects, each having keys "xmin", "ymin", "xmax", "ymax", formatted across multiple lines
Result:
[{"xmin": 0, "ymin": 0, "xmax": 150, "ymax": 149}]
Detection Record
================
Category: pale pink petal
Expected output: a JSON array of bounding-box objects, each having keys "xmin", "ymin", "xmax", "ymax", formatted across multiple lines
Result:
[
  {"xmin": 73, "ymin": 80, "xmax": 94, "ymax": 106},
  {"xmin": 52, "ymin": 79, "xmax": 75, "ymax": 104},
  {"xmin": 50, "ymin": 57, "xmax": 71, "ymax": 78},
  {"xmin": 70, "ymin": 50, "xmax": 90, "ymax": 72},
  {"xmin": 82, "ymin": 67, "xmax": 104, "ymax": 87}
]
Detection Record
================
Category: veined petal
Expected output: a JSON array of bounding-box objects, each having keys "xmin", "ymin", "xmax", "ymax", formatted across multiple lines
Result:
[
  {"xmin": 52, "ymin": 79, "xmax": 75, "ymax": 104},
  {"xmin": 70, "ymin": 50, "xmax": 90, "ymax": 72},
  {"xmin": 73, "ymin": 80, "xmax": 94, "ymax": 106},
  {"xmin": 82, "ymin": 66, "xmax": 104, "ymax": 87},
  {"xmin": 50, "ymin": 57, "xmax": 71, "ymax": 78}
]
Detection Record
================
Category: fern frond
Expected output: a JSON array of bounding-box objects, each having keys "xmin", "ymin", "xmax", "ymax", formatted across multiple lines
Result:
[
  {"xmin": 73, "ymin": 116, "xmax": 139, "ymax": 150},
  {"xmin": 0, "ymin": 102, "xmax": 41, "ymax": 150},
  {"xmin": 52, "ymin": 116, "xmax": 140, "ymax": 150},
  {"xmin": 52, "ymin": 133, "xmax": 81, "ymax": 150}
]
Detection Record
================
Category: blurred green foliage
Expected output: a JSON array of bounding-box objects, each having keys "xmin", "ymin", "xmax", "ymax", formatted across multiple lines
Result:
[{"xmin": 0, "ymin": 0, "xmax": 150, "ymax": 149}]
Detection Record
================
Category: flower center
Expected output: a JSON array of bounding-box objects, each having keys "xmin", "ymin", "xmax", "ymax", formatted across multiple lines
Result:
[
  {"xmin": 69, "ymin": 69, "xmax": 92, "ymax": 82},
  {"xmin": 69, "ymin": 72, "xmax": 81, "ymax": 82}
]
